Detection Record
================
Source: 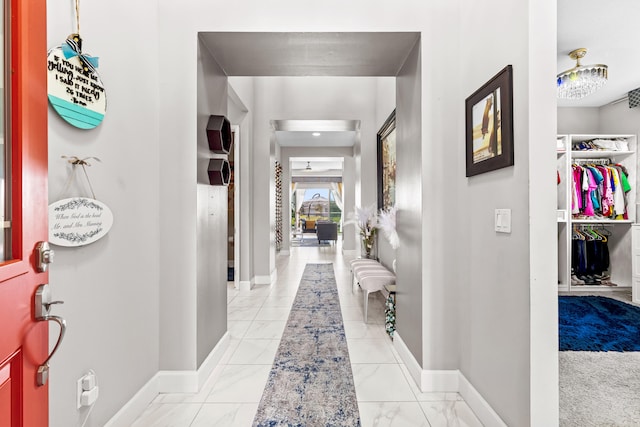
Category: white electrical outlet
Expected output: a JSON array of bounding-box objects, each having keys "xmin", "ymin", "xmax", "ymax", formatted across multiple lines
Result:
[
  {"xmin": 76, "ymin": 377, "xmax": 84, "ymax": 409},
  {"xmin": 77, "ymin": 371, "xmax": 98, "ymax": 409},
  {"xmin": 82, "ymin": 373, "xmax": 96, "ymax": 391},
  {"xmin": 80, "ymin": 386, "xmax": 99, "ymax": 407}
]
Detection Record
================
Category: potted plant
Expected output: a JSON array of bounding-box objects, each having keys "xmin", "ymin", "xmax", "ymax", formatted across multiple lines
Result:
[{"xmin": 349, "ymin": 205, "xmax": 379, "ymax": 259}]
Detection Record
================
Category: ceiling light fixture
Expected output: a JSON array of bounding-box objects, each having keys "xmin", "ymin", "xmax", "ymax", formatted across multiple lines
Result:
[
  {"xmin": 557, "ymin": 48, "xmax": 608, "ymax": 100},
  {"xmin": 312, "ymin": 132, "xmax": 321, "ymax": 137},
  {"xmin": 305, "ymin": 161, "xmax": 312, "ymax": 171}
]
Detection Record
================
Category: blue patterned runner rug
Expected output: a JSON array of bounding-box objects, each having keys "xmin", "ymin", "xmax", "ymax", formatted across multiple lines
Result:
[{"xmin": 252, "ymin": 263, "xmax": 361, "ymax": 426}]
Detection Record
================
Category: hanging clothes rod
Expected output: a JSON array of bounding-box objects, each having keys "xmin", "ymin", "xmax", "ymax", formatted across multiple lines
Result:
[
  {"xmin": 573, "ymin": 158, "xmax": 613, "ymax": 165},
  {"xmin": 574, "ymin": 223, "xmax": 615, "ymax": 229}
]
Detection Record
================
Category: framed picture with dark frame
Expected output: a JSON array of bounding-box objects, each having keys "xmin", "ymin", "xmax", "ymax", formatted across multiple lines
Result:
[
  {"xmin": 377, "ymin": 109, "xmax": 396, "ymax": 210},
  {"xmin": 465, "ymin": 65, "xmax": 514, "ymax": 177}
]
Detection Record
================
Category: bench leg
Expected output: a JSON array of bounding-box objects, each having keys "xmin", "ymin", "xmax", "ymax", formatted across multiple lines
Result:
[
  {"xmin": 351, "ymin": 271, "xmax": 355, "ymax": 294},
  {"xmin": 363, "ymin": 290, "xmax": 370, "ymax": 323}
]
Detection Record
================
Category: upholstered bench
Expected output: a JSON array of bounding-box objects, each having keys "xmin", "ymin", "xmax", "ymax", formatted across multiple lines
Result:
[{"xmin": 349, "ymin": 259, "xmax": 396, "ymax": 323}]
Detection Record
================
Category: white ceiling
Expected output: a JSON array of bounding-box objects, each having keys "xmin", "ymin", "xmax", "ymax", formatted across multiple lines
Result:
[
  {"xmin": 273, "ymin": 119, "xmax": 359, "ymax": 149},
  {"xmin": 199, "ymin": 32, "xmax": 419, "ymax": 76},
  {"xmin": 557, "ymin": 0, "xmax": 640, "ymax": 107},
  {"xmin": 276, "ymin": 131, "xmax": 356, "ymax": 148},
  {"xmin": 290, "ymin": 157, "xmax": 343, "ymax": 177}
]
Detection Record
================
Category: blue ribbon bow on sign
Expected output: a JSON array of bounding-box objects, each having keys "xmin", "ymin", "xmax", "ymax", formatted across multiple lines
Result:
[{"xmin": 61, "ymin": 33, "xmax": 99, "ymax": 75}]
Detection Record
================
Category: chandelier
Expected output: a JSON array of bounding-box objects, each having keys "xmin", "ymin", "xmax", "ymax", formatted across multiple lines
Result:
[{"xmin": 557, "ymin": 48, "xmax": 608, "ymax": 100}]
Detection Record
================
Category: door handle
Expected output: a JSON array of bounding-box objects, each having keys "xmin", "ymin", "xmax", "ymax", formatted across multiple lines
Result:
[{"xmin": 34, "ymin": 284, "xmax": 66, "ymax": 386}]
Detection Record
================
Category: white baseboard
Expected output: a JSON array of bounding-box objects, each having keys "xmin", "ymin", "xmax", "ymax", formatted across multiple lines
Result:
[
  {"xmin": 197, "ymin": 333, "xmax": 229, "ymax": 389},
  {"xmin": 393, "ymin": 332, "xmax": 505, "ymax": 426},
  {"xmin": 254, "ymin": 275, "xmax": 272, "ymax": 285},
  {"xmin": 238, "ymin": 280, "xmax": 252, "ymax": 292},
  {"xmin": 156, "ymin": 370, "xmax": 198, "ymax": 393},
  {"xmin": 393, "ymin": 332, "xmax": 422, "ymax": 388},
  {"xmin": 105, "ymin": 333, "xmax": 230, "ymax": 427},
  {"xmin": 104, "ymin": 375, "xmax": 159, "ymax": 427},
  {"xmin": 422, "ymin": 370, "xmax": 459, "ymax": 392},
  {"xmin": 458, "ymin": 373, "xmax": 507, "ymax": 427}
]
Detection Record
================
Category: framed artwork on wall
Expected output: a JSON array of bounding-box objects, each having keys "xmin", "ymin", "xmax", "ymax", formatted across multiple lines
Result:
[
  {"xmin": 465, "ymin": 65, "xmax": 514, "ymax": 177},
  {"xmin": 377, "ymin": 109, "xmax": 397, "ymax": 210}
]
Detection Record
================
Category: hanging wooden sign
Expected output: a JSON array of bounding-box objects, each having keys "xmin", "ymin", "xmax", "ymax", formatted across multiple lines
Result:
[
  {"xmin": 47, "ymin": 33, "xmax": 106, "ymax": 129},
  {"xmin": 49, "ymin": 197, "xmax": 113, "ymax": 247}
]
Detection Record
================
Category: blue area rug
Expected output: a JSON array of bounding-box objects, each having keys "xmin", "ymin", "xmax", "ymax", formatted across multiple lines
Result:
[
  {"xmin": 559, "ymin": 296, "xmax": 640, "ymax": 351},
  {"xmin": 253, "ymin": 263, "xmax": 361, "ymax": 426}
]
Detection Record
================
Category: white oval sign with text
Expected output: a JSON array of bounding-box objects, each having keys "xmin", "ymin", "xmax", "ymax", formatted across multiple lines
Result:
[{"xmin": 49, "ymin": 198, "xmax": 113, "ymax": 247}]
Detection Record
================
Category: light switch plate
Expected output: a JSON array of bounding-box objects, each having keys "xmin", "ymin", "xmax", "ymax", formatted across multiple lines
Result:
[{"xmin": 495, "ymin": 209, "xmax": 511, "ymax": 233}]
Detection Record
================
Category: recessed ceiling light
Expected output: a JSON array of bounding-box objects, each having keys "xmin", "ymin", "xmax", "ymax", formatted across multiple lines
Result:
[{"xmin": 312, "ymin": 132, "xmax": 321, "ymax": 137}]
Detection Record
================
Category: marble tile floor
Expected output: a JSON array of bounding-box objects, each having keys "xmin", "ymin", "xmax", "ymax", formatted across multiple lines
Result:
[{"xmin": 132, "ymin": 245, "xmax": 483, "ymax": 427}]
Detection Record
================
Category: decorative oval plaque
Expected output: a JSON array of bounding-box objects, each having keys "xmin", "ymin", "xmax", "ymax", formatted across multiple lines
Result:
[
  {"xmin": 47, "ymin": 34, "xmax": 106, "ymax": 129},
  {"xmin": 49, "ymin": 197, "xmax": 113, "ymax": 247}
]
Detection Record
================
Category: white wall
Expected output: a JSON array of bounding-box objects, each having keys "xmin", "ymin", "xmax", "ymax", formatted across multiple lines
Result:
[
  {"xmin": 459, "ymin": 2, "xmax": 532, "ymax": 424},
  {"xmin": 47, "ymin": 1, "xmax": 161, "ymax": 426},
  {"xmin": 558, "ymin": 107, "xmax": 600, "ymax": 134},
  {"xmin": 599, "ymin": 102, "xmax": 640, "ymax": 135},
  {"xmin": 457, "ymin": 0, "xmax": 558, "ymax": 425}
]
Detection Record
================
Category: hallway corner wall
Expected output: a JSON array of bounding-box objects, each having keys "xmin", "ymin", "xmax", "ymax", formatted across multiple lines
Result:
[
  {"xmin": 228, "ymin": 78, "xmax": 255, "ymax": 285},
  {"xmin": 195, "ymin": 37, "xmax": 228, "ymax": 368},
  {"xmin": 418, "ymin": 2, "xmax": 462, "ymax": 375},
  {"xmin": 395, "ymin": 37, "xmax": 425, "ymax": 366},
  {"xmin": 46, "ymin": 1, "xmax": 161, "ymax": 426}
]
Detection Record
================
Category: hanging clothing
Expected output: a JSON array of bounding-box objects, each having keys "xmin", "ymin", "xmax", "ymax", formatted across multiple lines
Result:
[
  {"xmin": 570, "ymin": 162, "xmax": 631, "ymax": 220},
  {"xmin": 571, "ymin": 227, "xmax": 612, "ymax": 285}
]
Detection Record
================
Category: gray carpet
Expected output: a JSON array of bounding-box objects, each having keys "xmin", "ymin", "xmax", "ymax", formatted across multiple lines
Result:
[
  {"xmin": 252, "ymin": 263, "xmax": 361, "ymax": 426},
  {"xmin": 560, "ymin": 351, "xmax": 640, "ymax": 426},
  {"xmin": 291, "ymin": 238, "xmax": 333, "ymax": 247}
]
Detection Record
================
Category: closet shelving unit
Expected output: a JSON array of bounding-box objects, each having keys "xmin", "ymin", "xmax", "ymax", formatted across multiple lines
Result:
[{"xmin": 557, "ymin": 134, "xmax": 637, "ymax": 297}]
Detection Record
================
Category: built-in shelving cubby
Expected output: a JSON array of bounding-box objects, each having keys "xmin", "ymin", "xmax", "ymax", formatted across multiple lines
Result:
[{"xmin": 557, "ymin": 134, "xmax": 637, "ymax": 294}]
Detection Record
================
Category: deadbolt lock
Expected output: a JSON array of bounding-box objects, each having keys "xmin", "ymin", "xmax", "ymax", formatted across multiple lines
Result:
[{"xmin": 35, "ymin": 241, "xmax": 55, "ymax": 273}]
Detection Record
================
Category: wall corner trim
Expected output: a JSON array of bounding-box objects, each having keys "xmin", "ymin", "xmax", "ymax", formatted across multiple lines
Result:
[
  {"xmin": 393, "ymin": 333, "xmax": 506, "ymax": 427},
  {"xmin": 103, "ymin": 375, "xmax": 159, "ymax": 427},
  {"xmin": 104, "ymin": 333, "xmax": 230, "ymax": 427},
  {"xmin": 239, "ymin": 280, "xmax": 253, "ymax": 292},
  {"xmin": 254, "ymin": 275, "xmax": 272, "ymax": 285}
]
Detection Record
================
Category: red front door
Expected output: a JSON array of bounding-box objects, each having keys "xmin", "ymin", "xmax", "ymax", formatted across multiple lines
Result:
[{"xmin": 0, "ymin": 0, "xmax": 49, "ymax": 426}]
